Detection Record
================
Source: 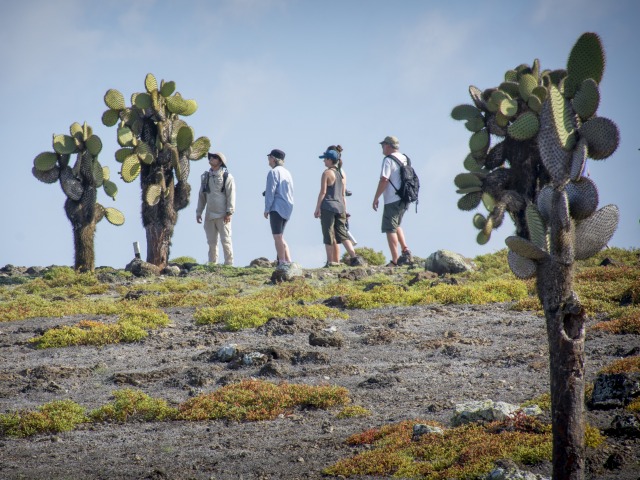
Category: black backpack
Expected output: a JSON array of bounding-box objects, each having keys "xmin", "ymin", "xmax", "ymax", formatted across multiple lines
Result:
[{"xmin": 387, "ymin": 155, "xmax": 420, "ymax": 210}]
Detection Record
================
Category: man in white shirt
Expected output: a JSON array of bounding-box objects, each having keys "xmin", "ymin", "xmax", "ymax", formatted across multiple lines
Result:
[{"xmin": 371, "ymin": 136, "xmax": 413, "ymax": 267}]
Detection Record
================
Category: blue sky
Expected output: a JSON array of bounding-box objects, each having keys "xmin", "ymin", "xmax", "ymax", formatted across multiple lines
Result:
[{"xmin": 1, "ymin": 0, "xmax": 638, "ymax": 269}]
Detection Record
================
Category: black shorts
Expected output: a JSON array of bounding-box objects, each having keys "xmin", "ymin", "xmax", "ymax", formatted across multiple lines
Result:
[{"xmin": 269, "ymin": 211, "xmax": 288, "ymax": 235}]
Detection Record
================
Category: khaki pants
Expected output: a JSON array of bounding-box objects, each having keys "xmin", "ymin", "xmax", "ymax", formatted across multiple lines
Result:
[{"xmin": 204, "ymin": 217, "xmax": 233, "ymax": 265}]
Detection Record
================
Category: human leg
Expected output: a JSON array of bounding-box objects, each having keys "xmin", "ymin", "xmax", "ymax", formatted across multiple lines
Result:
[
  {"xmin": 203, "ymin": 218, "xmax": 220, "ymax": 263},
  {"xmin": 381, "ymin": 202, "xmax": 404, "ymax": 264},
  {"xmin": 270, "ymin": 212, "xmax": 291, "ymax": 264},
  {"xmin": 218, "ymin": 218, "xmax": 233, "ymax": 266}
]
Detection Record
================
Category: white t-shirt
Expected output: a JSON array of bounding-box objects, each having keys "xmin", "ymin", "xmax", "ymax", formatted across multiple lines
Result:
[{"xmin": 380, "ymin": 153, "xmax": 407, "ymax": 204}]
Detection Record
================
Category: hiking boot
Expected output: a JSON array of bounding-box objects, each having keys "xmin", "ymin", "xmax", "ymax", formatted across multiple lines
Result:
[
  {"xmin": 349, "ymin": 255, "xmax": 366, "ymax": 267},
  {"xmin": 397, "ymin": 249, "xmax": 413, "ymax": 265}
]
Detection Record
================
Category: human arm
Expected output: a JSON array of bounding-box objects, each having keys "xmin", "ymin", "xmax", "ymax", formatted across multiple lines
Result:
[
  {"xmin": 314, "ymin": 170, "xmax": 331, "ymax": 218},
  {"xmin": 224, "ymin": 174, "xmax": 235, "ymax": 223},
  {"xmin": 264, "ymin": 170, "xmax": 276, "ymax": 215},
  {"xmin": 196, "ymin": 173, "xmax": 207, "ymax": 222},
  {"xmin": 372, "ymin": 177, "xmax": 389, "ymax": 211}
]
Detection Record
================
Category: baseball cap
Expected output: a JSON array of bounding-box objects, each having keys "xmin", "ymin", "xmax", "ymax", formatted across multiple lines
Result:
[
  {"xmin": 267, "ymin": 149, "xmax": 285, "ymax": 160},
  {"xmin": 379, "ymin": 136, "xmax": 399, "ymax": 148}
]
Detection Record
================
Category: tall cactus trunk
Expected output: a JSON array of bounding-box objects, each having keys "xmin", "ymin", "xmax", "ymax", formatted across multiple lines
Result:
[
  {"xmin": 72, "ymin": 221, "xmax": 96, "ymax": 272},
  {"xmin": 65, "ymin": 188, "xmax": 97, "ymax": 272},
  {"xmin": 145, "ymin": 221, "xmax": 173, "ymax": 268},
  {"xmin": 537, "ymin": 194, "xmax": 585, "ymax": 480},
  {"xmin": 142, "ymin": 173, "xmax": 177, "ymax": 269}
]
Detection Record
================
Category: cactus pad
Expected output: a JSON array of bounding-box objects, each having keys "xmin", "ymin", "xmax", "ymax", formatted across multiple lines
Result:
[
  {"xmin": 538, "ymin": 96, "xmax": 571, "ymax": 183},
  {"xmin": 104, "ymin": 207, "xmax": 125, "ymax": 226},
  {"xmin": 145, "ymin": 73, "xmax": 158, "ymax": 93},
  {"xmin": 507, "ymin": 250, "xmax": 537, "ymax": 279},
  {"xmin": 176, "ymin": 126, "xmax": 194, "ymax": 152},
  {"xmin": 34, "ymin": 152, "xmax": 58, "ymax": 171},
  {"xmin": 53, "ymin": 134, "xmax": 78, "ymax": 155},
  {"xmin": 121, "ymin": 155, "xmax": 141, "ymax": 183},
  {"xmin": 145, "ymin": 184, "xmax": 162, "ymax": 206},
  {"xmin": 133, "ymin": 92, "xmax": 152, "ymax": 109},
  {"xmin": 473, "ymin": 213, "xmax": 486, "ymax": 229},
  {"xmin": 574, "ymin": 204, "xmax": 619, "ymax": 260},
  {"xmin": 160, "ymin": 81, "xmax": 176, "ymax": 97},
  {"xmin": 566, "ymin": 177, "xmax": 599, "ymax": 221},
  {"xmin": 188, "ymin": 137, "xmax": 211, "ymax": 160},
  {"xmin": 506, "ymin": 235, "xmax": 548, "ymax": 260},
  {"xmin": 32, "ymin": 165, "xmax": 60, "ymax": 184},
  {"xmin": 104, "ymin": 89, "xmax": 126, "ymax": 111},
  {"xmin": 468, "ymin": 85, "xmax": 486, "ymax": 109},
  {"xmin": 570, "ymin": 138, "xmax": 588, "ymax": 181},
  {"xmin": 508, "ymin": 111, "xmax": 540, "ymax": 140},
  {"xmin": 85, "ymin": 135, "xmax": 103, "ymax": 156},
  {"xmin": 102, "ymin": 109, "xmax": 120, "ymax": 127},
  {"xmin": 115, "ymin": 147, "xmax": 134, "ymax": 163},
  {"xmin": 579, "ymin": 117, "xmax": 619, "ymax": 160},
  {"xmin": 518, "ymin": 74, "xmax": 538, "ymax": 101},
  {"xmin": 117, "ymin": 126, "xmax": 135, "ymax": 148},
  {"xmin": 59, "ymin": 166, "xmax": 83, "ymax": 201},
  {"xmin": 458, "ymin": 191, "xmax": 483, "ymax": 211},
  {"xmin": 454, "ymin": 172, "xmax": 483, "ymax": 189},
  {"xmin": 469, "ymin": 129, "xmax": 489, "ymax": 154},
  {"xmin": 564, "ymin": 32, "xmax": 605, "ymax": 99},
  {"xmin": 451, "ymin": 104, "xmax": 482, "ymax": 121},
  {"xmin": 526, "ymin": 204, "xmax": 548, "ymax": 251},
  {"xmin": 103, "ymin": 179, "xmax": 118, "ymax": 200},
  {"xmin": 572, "ymin": 78, "xmax": 600, "ymax": 120}
]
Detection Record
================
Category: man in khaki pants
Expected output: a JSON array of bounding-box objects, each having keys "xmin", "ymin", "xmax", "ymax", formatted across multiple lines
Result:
[{"xmin": 196, "ymin": 152, "xmax": 236, "ymax": 265}]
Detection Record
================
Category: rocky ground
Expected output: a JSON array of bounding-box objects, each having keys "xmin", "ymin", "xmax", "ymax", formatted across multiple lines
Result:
[{"xmin": 0, "ymin": 267, "xmax": 638, "ymax": 480}]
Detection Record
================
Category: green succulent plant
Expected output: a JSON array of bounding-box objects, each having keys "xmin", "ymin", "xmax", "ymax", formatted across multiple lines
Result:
[
  {"xmin": 103, "ymin": 74, "xmax": 210, "ymax": 267},
  {"xmin": 450, "ymin": 32, "xmax": 620, "ymax": 480},
  {"xmin": 32, "ymin": 122, "xmax": 125, "ymax": 272}
]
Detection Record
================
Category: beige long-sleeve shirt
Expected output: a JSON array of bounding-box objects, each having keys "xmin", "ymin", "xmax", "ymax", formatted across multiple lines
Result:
[{"xmin": 196, "ymin": 168, "xmax": 235, "ymax": 220}]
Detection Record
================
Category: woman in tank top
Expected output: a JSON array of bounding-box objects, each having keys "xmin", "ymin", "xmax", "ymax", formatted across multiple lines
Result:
[{"xmin": 313, "ymin": 145, "xmax": 361, "ymax": 267}]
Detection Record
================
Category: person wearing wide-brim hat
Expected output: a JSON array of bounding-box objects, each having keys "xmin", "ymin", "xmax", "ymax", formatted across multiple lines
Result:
[
  {"xmin": 196, "ymin": 152, "xmax": 235, "ymax": 265},
  {"xmin": 264, "ymin": 149, "xmax": 294, "ymax": 265}
]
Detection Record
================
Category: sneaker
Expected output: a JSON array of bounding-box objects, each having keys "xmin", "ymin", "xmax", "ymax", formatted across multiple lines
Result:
[
  {"xmin": 349, "ymin": 255, "xmax": 366, "ymax": 267},
  {"xmin": 386, "ymin": 261, "xmax": 398, "ymax": 268},
  {"xmin": 397, "ymin": 249, "xmax": 413, "ymax": 265},
  {"xmin": 324, "ymin": 262, "xmax": 342, "ymax": 268}
]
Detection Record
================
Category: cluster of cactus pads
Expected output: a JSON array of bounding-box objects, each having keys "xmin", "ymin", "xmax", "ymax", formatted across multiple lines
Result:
[
  {"xmin": 32, "ymin": 122, "xmax": 125, "ymax": 226},
  {"xmin": 102, "ymin": 73, "xmax": 210, "ymax": 206},
  {"xmin": 451, "ymin": 32, "xmax": 619, "ymax": 279}
]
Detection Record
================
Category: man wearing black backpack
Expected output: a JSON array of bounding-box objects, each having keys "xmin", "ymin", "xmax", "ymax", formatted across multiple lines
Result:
[{"xmin": 372, "ymin": 136, "xmax": 415, "ymax": 267}]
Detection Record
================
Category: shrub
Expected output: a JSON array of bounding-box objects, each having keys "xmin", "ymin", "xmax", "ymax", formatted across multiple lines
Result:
[
  {"xmin": 0, "ymin": 400, "xmax": 86, "ymax": 437},
  {"xmin": 341, "ymin": 246, "xmax": 386, "ymax": 266}
]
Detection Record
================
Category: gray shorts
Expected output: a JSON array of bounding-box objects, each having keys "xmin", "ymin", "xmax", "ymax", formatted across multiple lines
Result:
[
  {"xmin": 320, "ymin": 209, "xmax": 348, "ymax": 245},
  {"xmin": 381, "ymin": 200, "xmax": 407, "ymax": 233}
]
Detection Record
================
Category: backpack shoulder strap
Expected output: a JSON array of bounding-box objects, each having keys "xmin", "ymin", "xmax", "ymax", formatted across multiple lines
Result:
[{"xmin": 221, "ymin": 169, "xmax": 229, "ymax": 193}]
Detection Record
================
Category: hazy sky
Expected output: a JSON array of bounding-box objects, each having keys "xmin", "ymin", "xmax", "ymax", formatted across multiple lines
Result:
[{"xmin": 1, "ymin": 0, "xmax": 638, "ymax": 269}]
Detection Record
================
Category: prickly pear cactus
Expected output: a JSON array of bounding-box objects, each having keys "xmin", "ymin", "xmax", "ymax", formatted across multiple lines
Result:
[
  {"xmin": 451, "ymin": 32, "xmax": 618, "ymax": 271},
  {"xmin": 103, "ymin": 73, "xmax": 210, "ymax": 267},
  {"xmin": 32, "ymin": 122, "xmax": 125, "ymax": 272},
  {"xmin": 451, "ymin": 32, "xmax": 620, "ymax": 480}
]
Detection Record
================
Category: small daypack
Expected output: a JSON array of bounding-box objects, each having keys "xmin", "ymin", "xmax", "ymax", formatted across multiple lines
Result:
[{"xmin": 387, "ymin": 154, "xmax": 420, "ymax": 210}]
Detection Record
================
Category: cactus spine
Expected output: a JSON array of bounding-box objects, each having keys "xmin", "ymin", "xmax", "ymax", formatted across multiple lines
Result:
[
  {"xmin": 451, "ymin": 33, "xmax": 619, "ymax": 480},
  {"xmin": 32, "ymin": 122, "xmax": 124, "ymax": 272},
  {"xmin": 103, "ymin": 74, "xmax": 210, "ymax": 268}
]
